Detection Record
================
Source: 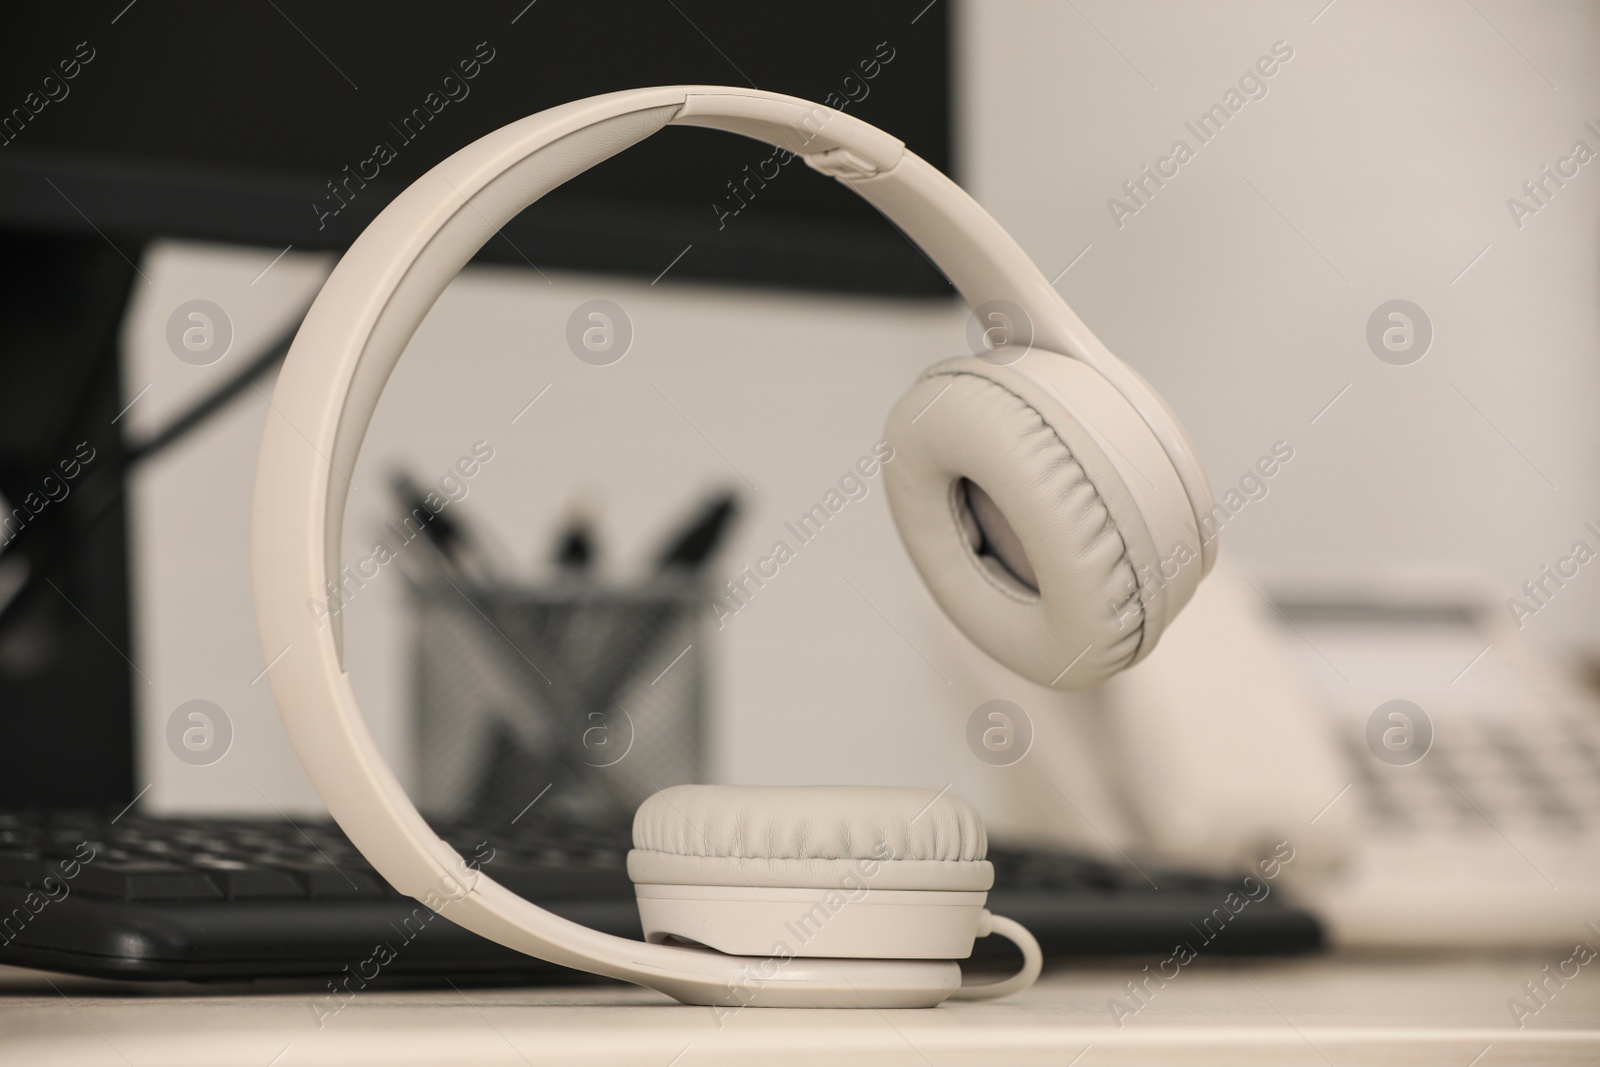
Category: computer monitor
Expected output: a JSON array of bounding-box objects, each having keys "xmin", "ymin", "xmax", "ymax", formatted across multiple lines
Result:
[{"xmin": 0, "ymin": 1, "xmax": 952, "ymax": 294}]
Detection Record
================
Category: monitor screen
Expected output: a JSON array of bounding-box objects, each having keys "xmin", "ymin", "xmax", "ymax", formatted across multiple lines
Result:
[{"xmin": 0, "ymin": 1, "xmax": 953, "ymax": 294}]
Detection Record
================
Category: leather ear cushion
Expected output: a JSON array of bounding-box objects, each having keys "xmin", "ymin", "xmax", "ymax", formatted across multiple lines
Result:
[
  {"xmin": 628, "ymin": 784, "xmax": 994, "ymax": 891},
  {"xmin": 883, "ymin": 358, "xmax": 1164, "ymax": 689}
]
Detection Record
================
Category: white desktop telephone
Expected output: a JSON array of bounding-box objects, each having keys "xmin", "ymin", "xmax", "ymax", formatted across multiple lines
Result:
[{"xmin": 1085, "ymin": 562, "xmax": 1600, "ymax": 948}]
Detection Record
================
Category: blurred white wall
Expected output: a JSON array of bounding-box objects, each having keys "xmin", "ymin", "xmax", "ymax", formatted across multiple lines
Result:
[{"xmin": 124, "ymin": 1, "xmax": 1600, "ymax": 842}]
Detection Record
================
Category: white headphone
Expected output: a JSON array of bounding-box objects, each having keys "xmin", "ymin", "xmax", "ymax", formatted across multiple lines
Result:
[{"xmin": 251, "ymin": 87, "xmax": 1216, "ymax": 1009}]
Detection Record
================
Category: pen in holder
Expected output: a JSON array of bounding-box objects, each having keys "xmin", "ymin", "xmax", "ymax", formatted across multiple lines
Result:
[{"xmin": 410, "ymin": 579, "xmax": 707, "ymax": 827}]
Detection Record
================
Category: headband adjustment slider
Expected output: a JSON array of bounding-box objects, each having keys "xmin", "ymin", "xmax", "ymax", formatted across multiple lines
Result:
[{"xmin": 804, "ymin": 147, "xmax": 883, "ymax": 181}]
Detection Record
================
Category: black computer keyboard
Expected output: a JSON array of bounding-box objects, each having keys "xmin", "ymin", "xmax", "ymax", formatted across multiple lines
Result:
[{"xmin": 0, "ymin": 811, "xmax": 1321, "ymax": 982}]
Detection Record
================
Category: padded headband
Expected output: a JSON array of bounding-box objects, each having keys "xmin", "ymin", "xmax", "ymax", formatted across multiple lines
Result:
[{"xmin": 251, "ymin": 86, "xmax": 1212, "ymax": 1005}]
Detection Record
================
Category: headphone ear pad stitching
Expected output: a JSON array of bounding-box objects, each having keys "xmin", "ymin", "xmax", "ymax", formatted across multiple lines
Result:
[{"xmin": 883, "ymin": 361, "xmax": 1163, "ymax": 688}]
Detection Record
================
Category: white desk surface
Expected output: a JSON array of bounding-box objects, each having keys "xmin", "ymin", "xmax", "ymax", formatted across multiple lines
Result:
[{"xmin": 0, "ymin": 953, "xmax": 1595, "ymax": 1066}]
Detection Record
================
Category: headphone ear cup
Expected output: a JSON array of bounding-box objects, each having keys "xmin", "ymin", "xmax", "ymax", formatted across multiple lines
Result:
[
  {"xmin": 883, "ymin": 357, "xmax": 1170, "ymax": 689},
  {"xmin": 629, "ymin": 785, "xmax": 993, "ymax": 959}
]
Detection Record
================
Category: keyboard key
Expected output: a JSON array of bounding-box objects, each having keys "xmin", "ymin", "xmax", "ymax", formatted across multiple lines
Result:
[
  {"xmin": 74, "ymin": 862, "xmax": 224, "ymax": 901},
  {"xmin": 186, "ymin": 857, "xmax": 306, "ymax": 900},
  {"xmin": 267, "ymin": 862, "xmax": 388, "ymax": 898},
  {"xmin": 0, "ymin": 850, "xmax": 47, "ymax": 886}
]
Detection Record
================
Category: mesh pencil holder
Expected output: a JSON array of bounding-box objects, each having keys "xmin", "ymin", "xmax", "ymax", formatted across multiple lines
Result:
[{"xmin": 410, "ymin": 580, "xmax": 707, "ymax": 826}]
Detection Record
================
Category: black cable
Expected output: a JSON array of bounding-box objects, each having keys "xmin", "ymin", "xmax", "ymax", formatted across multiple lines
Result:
[
  {"xmin": 0, "ymin": 309, "xmax": 306, "ymax": 624},
  {"xmin": 126, "ymin": 316, "xmax": 300, "ymax": 465}
]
